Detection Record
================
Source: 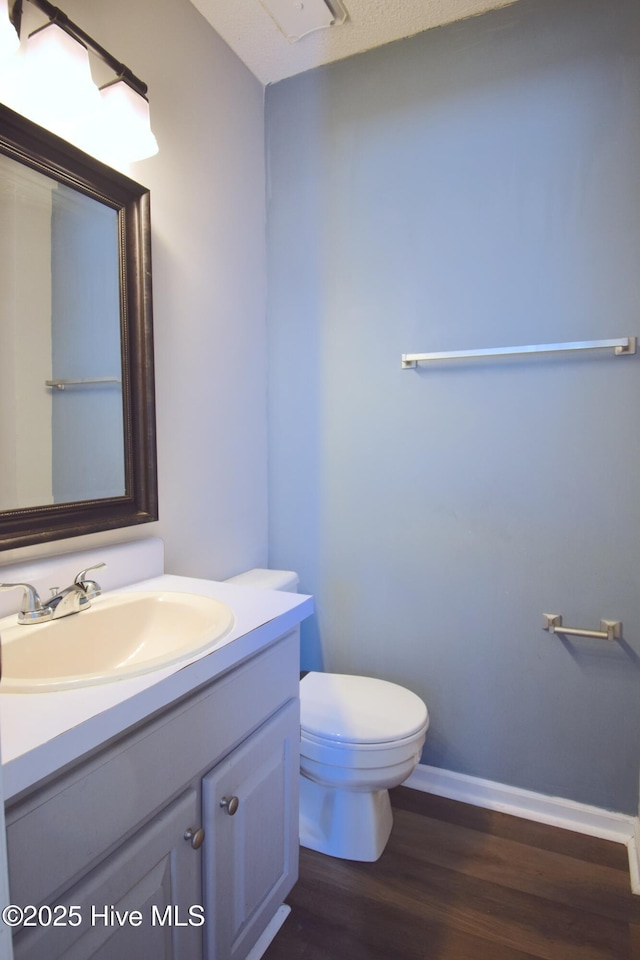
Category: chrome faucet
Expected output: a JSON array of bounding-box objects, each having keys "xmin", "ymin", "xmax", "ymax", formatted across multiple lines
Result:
[
  {"xmin": 0, "ymin": 582, "xmax": 50, "ymax": 623},
  {"xmin": 0, "ymin": 562, "xmax": 105, "ymax": 624}
]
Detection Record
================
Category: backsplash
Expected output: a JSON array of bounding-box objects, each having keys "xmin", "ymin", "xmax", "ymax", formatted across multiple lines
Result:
[{"xmin": 0, "ymin": 538, "xmax": 165, "ymax": 620}]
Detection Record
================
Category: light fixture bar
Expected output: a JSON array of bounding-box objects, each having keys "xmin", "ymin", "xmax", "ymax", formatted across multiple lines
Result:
[{"xmin": 9, "ymin": 0, "xmax": 148, "ymax": 97}]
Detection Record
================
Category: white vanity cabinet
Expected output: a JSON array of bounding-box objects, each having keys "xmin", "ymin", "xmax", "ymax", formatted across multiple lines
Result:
[
  {"xmin": 7, "ymin": 788, "xmax": 204, "ymax": 960},
  {"xmin": 203, "ymin": 701, "xmax": 298, "ymax": 960},
  {"xmin": 4, "ymin": 630, "xmax": 300, "ymax": 960}
]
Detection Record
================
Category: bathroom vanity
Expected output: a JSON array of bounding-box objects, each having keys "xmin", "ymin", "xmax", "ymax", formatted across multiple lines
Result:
[{"xmin": 0, "ymin": 541, "xmax": 313, "ymax": 960}]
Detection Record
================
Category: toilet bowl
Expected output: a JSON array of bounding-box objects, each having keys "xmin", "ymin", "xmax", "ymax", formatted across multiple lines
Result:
[
  {"xmin": 224, "ymin": 569, "xmax": 429, "ymax": 862},
  {"xmin": 299, "ymin": 671, "xmax": 428, "ymax": 861}
]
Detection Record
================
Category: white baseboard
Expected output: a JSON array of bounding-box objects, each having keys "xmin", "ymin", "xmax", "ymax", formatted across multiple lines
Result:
[
  {"xmin": 404, "ymin": 763, "xmax": 640, "ymax": 893},
  {"xmin": 247, "ymin": 905, "xmax": 291, "ymax": 960},
  {"xmin": 629, "ymin": 821, "xmax": 640, "ymax": 895}
]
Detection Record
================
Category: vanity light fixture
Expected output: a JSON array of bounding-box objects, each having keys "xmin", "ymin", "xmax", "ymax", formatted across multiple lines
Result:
[
  {"xmin": 17, "ymin": 21, "xmax": 101, "ymax": 137},
  {"xmin": 4, "ymin": 0, "xmax": 158, "ymax": 163},
  {"xmin": 0, "ymin": 0, "xmax": 19, "ymax": 57},
  {"xmin": 81, "ymin": 77, "xmax": 158, "ymax": 166}
]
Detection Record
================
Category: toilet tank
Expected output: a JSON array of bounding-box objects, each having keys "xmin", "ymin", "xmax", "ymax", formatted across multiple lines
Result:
[{"xmin": 224, "ymin": 568, "xmax": 299, "ymax": 593}]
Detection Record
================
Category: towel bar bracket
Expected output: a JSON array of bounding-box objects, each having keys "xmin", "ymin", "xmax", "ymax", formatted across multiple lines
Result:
[{"xmin": 615, "ymin": 337, "xmax": 637, "ymax": 355}]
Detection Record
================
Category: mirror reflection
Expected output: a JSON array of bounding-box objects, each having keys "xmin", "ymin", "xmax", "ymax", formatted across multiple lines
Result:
[{"xmin": 0, "ymin": 152, "xmax": 125, "ymax": 511}]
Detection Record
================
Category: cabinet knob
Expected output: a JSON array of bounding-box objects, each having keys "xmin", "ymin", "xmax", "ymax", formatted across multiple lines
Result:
[
  {"xmin": 184, "ymin": 826, "xmax": 205, "ymax": 849},
  {"xmin": 220, "ymin": 795, "xmax": 239, "ymax": 816}
]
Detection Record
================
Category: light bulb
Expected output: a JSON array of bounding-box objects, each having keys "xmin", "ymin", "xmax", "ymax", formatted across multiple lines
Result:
[
  {"xmin": 17, "ymin": 22, "xmax": 101, "ymax": 139},
  {"xmin": 79, "ymin": 79, "xmax": 158, "ymax": 165}
]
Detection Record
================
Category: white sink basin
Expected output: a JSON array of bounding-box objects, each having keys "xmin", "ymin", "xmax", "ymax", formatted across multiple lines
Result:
[{"xmin": 0, "ymin": 591, "xmax": 235, "ymax": 693}]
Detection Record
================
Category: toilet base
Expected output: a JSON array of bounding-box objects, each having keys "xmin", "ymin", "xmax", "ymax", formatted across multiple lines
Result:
[{"xmin": 299, "ymin": 774, "xmax": 393, "ymax": 862}]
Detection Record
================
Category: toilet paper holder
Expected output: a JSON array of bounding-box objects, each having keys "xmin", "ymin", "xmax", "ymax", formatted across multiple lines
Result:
[{"xmin": 543, "ymin": 614, "xmax": 622, "ymax": 641}]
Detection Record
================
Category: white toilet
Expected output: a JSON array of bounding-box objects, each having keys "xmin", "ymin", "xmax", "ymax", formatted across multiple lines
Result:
[
  {"xmin": 299, "ymin": 670, "xmax": 428, "ymax": 861},
  {"xmin": 224, "ymin": 568, "xmax": 429, "ymax": 862}
]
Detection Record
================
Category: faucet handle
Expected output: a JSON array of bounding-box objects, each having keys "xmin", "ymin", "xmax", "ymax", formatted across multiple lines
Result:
[
  {"xmin": 74, "ymin": 562, "xmax": 106, "ymax": 599},
  {"xmin": 0, "ymin": 582, "xmax": 52, "ymax": 623}
]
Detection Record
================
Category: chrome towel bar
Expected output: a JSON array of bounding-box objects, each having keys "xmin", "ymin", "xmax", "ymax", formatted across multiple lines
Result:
[
  {"xmin": 401, "ymin": 337, "xmax": 637, "ymax": 369},
  {"xmin": 45, "ymin": 378, "xmax": 121, "ymax": 390},
  {"xmin": 543, "ymin": 614, "xmax": 622, "ymax": 642}
]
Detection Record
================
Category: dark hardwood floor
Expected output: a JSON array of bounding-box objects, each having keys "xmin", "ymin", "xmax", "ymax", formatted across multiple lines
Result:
[{"xmin": 264, "ymin": 786, "xmax": 640, "ymax": 960}]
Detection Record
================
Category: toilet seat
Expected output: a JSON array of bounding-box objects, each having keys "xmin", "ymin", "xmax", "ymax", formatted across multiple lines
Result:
[
  {"xmin": 301, "ymin": 726, "xmax": 427, "ymax": 754},
  {"xmin": 300, "ymin": 672, "xmax": 428, "ymax": 745},
  {"xmin": 300, "ymin": 727, "xmax": 427, "ymax": 771}
]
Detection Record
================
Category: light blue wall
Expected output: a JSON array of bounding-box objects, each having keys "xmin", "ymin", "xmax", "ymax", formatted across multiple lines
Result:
[{"xmin": 266, "ymin": 0, "xmax": 640, "ymax": 813}]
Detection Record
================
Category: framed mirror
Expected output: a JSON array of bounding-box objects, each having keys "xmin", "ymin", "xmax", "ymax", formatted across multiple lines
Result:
[{"xmin": 0, "ymin": 102, "xmax": 157, "ymax": 550}]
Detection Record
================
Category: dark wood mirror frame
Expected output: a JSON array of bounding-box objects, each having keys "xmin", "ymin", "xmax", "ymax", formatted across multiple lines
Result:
[{"xmin": 0, "ymin": 102, "xmax": 158, "ymax": 550}]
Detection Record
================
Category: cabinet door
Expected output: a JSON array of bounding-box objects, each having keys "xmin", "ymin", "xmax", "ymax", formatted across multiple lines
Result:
[
  {"xmin": 13, "ymin": 789, "xmax": 204, "ymax": 960},
  {"xmin": 202, "ymin": 700, "xmax": 299, "ymax": 960}
]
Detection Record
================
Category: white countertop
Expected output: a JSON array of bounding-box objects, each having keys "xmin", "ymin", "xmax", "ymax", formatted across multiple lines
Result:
[{"xmin": 0, "ymin": 574, "xmax": 313, "ymax": 802}]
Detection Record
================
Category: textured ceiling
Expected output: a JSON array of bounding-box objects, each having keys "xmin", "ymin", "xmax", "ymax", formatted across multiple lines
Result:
[{"xmin": 189, "ymin": 0, "xmax": 519, "ymax": 86}]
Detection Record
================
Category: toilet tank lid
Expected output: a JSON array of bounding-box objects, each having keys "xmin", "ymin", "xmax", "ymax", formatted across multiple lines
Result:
[
  {"xmin": 300, "ymin": 672, "xmax": 428, "ymax": 744},
  {"xmin": 224, "ymin": 568, "xmax": 299, "ymax": 592}
]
